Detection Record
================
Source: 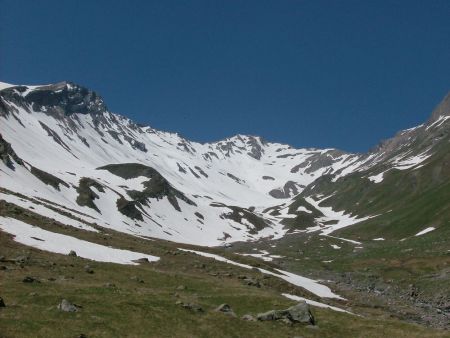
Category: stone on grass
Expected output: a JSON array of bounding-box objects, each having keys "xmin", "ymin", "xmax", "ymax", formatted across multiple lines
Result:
[
  {"xmin": 257, "ymin": 310, "xmax": 285, "ymax": 321},
  {"xmin": 130, "ymin": 276, "xmax": 144, "ymax": 283},
  {"xmin": 22, "ymin": 276, "xmax": 38, "ymax": 283},
  {"xmin": 177, "ymin": 301, "xmax": 204, "ymax": 313},
  {"xmin": 134, "ymin": 257, "xmax": 149, "ymax": 264},
  {"xmin": 286, "ymin": 302, "xmax": 314, "ymax": 324},
  {"xmin": 214, "ymin": 303, "xmax": 236, "ymax": 317},
  {"xmin": 57, "ymin": 299, "xmax": 79, "ymax": 312},
  {"xmin": 256, "ymin": 301, "xmax": 314, "ymax": 325},
  {"xmin": 241, "ymin": 314, "xmax": 256, "ymax": 321},
  {"xmin": 84, "ymin": 265, "xmax": 94, "ymax": 274}
]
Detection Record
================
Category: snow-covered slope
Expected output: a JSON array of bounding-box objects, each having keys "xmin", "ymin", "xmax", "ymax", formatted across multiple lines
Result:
[{"xmin": 0, "ymin": 81, "xmax": 446, "ymax": 245}]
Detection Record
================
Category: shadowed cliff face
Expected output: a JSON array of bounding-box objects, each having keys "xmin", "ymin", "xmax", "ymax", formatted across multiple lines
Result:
[{"xmin": 0, "ymin": 81, "xmax": 107, "ymax": 118}]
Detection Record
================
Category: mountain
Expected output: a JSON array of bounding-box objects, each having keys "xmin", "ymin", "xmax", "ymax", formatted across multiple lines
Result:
[
  {"xmin": 1, "ymin": 81, "xmax": 449, "ymax": 336},
  {"xmin": 0, "ymin": 81, "xmax": 448, "ymax": 246}
]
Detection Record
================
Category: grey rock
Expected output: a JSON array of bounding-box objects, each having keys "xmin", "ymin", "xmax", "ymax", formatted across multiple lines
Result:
[
  {"xmin": 130, "ymin": 276, "xmax": 144, "ymax": 283},
  {"xmin": 257, "ymin": 310, "xmax": 286, "ymax": 321},
  {"xmin": 241, "ymin": 314, "xmax": 256, "ymax": 321},
  {"xmin": 22, "ymin": 276, "xmax": 38, "ymax": 283},
  {"xmin": 84, "ymin": 265, "xmax": 94, "ymax": 274},
  {"xmin": 214, "ymin": 303, "xmax": 236, "ymax": 317},
  {"xmin": 57, "ymin": 299, "xmax": 79, "ymax": 312},
  {"xmin": 177, "ymin": 301, "xmax": 204, "ymax": 313},
  {"xmin": 257, "ymin": 301, "xmax": 314, "ymax": 325},
  {"xmin": 15, "ymin": 255, "xmax": 30, "ymax": 264},
  {"xmin": 134, "ymin": 257, "xmax": 149, "ymax": 264},
  {"xmin": 286, "ymin": 302, "xmax": 315, "ymax": 324},
  {"xmin": 68, "ymin": 250, "xmax": 77, "ymax": 257}
]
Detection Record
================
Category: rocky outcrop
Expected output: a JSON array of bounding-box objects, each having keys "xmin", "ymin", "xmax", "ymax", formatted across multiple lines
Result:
[{"xmin": 257, "ymin": 301, "xmax": 314, "ymax": 325}]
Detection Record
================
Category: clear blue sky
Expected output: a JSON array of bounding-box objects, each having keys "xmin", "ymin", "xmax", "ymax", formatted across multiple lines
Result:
[{"xmin": 1, "ymin": 0, "xmax": 449, "ymax": 152}]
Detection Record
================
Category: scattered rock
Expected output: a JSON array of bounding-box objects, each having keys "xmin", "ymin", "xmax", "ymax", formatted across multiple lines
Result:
[
  {"xmin": 287, "ymin": 302, "xmax": 315, "ymax": 324},
  {"xmin": 0, "ymin": 297, "xmax": 5, "ymax": 307},
  {"xmin": 306, "ymin": 324, "xmax": 319, "ymax": 330},
  {"xmin": 22, "ymin": 276, "xmax": 38, "ymax": 283},
  {"xmin": 214, "ymin": 303, "xmax": 236, "ymax": 317},
  {"xmin": 130, "ymin": 276, "xmax": 144, "ymax": 283},
  {"xmin": 68, "ymin": 250, "xmax": 77, "ymax": 257},
  {"xmin": 243, "ymin": 277, "xmax": 261, "ymax": 288},
  {"xmin": 176, "ymin": 301, "xmax": 204, "ymax": 312},
  {"xmin": 134, "ymin": 257, "xmax": 149, "ymax": 264},
  {"xmin": 84, "ymin": 265, "xmax": 94, "ymax": 274},
  {"xmin": 176, "ymin": 285, "xmax": 186, "ymax": 290},
  {"xmin": 241, "ymin": 314, "xmax": 256, "ymax": 321},
  {"xmin": 57, "ymin": 299, "xmax": 80, "ymax": 312},
  {"xmin": 257, "ymin": 301, "xmax": 314, "ymax": 325},
  {"xmin": 257, "ymin": 309, "xmax": 285, "ymax": 321},
  {"xmin": 15, "ymin": 255, "xmax": 30, "ymax": 264}
]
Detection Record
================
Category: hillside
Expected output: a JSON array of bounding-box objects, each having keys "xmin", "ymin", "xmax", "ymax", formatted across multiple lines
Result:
[{"xmin": 0, "ymin": 81, "xmax": 449, "ymax": 337}]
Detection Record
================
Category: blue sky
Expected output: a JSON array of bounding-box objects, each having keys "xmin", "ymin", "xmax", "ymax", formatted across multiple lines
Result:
[{"xmin": 1, "ymin": 0, "xmax": 449, "ymax": 152}]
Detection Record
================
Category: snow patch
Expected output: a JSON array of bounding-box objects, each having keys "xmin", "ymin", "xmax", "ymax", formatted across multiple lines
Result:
[
  {"xmin": 414, "ymin": 227, "xmax": 435, "ymax": 236},
  {"xmin": 0, "ymin": 217, "xmax": 159, "ymax": 265},
  {"xmin": 282, "ymin": 293, "xmax": 353, "ymax": 315},
  {"xmin": 179, "ymin": 248, "xmax": 344, "ymax": 299}
]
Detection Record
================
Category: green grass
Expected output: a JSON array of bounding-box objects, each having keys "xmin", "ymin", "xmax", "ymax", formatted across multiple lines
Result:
[{"xmin": 1, "ymin": 197, "xmax": 447, "ymax": 337}]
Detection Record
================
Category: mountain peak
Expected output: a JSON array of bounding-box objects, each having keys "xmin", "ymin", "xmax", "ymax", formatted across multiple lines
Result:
[{"xmin": 0, "ymin": 80, "xmax": 108, "ymax": 117}]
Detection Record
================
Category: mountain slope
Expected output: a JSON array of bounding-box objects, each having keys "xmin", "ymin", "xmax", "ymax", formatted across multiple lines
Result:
[{"xmin": 0, "ymin": 81, "xmax": 448, "ymax": 247}]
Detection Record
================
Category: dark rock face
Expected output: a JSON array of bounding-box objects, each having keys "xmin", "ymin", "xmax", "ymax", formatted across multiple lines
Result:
[
  {"xmin": 25, "ymin": 82, "xmax": 107, "ymax": 117},
  {"xmin": 30, "ymin": 165, "xmax": 69, "ymax": 191},
  {"xmin": 76, "ymin": 178, "xmax": 104, "ymax": 212},
  {"xmin": 0, "ymin": 133, "xmax": 23, "ymax": 169},
  {"xmin": 116, "ymin": 197, "xmax": 143, "ymax": 221},
  {"xmin": 246, "ymin": 136, "xmax": 265, "ymax": 160},
  {"xmin": 269, "ymin": 181, "xmax": 303, "ymax": 199},
  {"xmin": 98, "ymin": 163, "xmax": 196, "ymax": 212},
  {"xmin": 210, "ymin": 202, "xmax": 269, "ymax": 233}
]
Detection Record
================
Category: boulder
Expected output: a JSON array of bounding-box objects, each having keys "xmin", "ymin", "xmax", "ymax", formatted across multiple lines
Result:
[
  {"xmin": 134, "ymin": 257, "xmax": 149, "ymax": 264},
  {"xmin": 257, "ymin": 309, "xmax": 286, "ymax": 321},
  {"xmin": 84, "ymin": 265, "xmax": 94, "ymax": 274},
  {"xmin": 22, "ymin": 276, "xmax": 38, "ymax": 283},
  {"xmin": 256, "ymin": 301, "xmax": 314, "ymax": 325},
  {"xmin": 0, "ymin": 297, "xmax": 5, "ymax": 307},
  {"xmin": 241, "ymin": 314, "xmax": 256, "ymax": 321},
  {"xmin": 214, "ymin": 303, "xmax": 236, "ymax": 317},
  {"xmin": 57, "ymin": 299, "xmax": 79, "ymax": 312},
  {"xmin": 286, "ymin": 302, "xmax": 314, "ymax": 324},
  {"xmin": 176, "ymin": 301, "xmax": 204, "ymax": 313},
  {"xmin": 68, "ymin": 250, "xmax": 77, "ymax": 257},
  {"xmin": 15, "ymin": 255, "xmax": 30, "ymax": 264}
]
